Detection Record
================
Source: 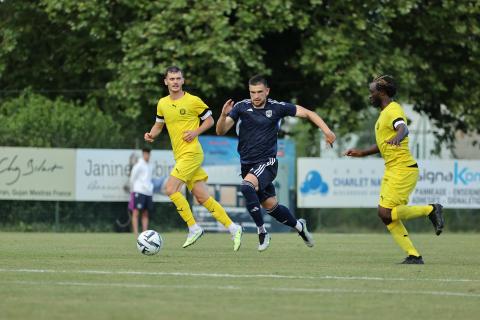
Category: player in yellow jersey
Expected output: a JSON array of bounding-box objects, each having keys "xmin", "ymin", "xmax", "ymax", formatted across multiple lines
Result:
[
  {"xmin": 344, "ymin": 75, "xmax": 444, "ymax": 264},
  {"xmin": 144, "ymin": 66, "xmax": 243, "ymax": 251}
]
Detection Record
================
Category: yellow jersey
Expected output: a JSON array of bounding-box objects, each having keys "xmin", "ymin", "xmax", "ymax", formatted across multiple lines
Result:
[
  {"xmin": 375, "ymin": 101, "xmax": 416, "ymax": 169},
  {"xmin": 156, "ymin": 92, "xmax": 212, "ymax": 159}
]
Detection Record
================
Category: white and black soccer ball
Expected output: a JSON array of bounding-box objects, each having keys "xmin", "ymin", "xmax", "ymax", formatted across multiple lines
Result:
[{"xmin": 137, "ymin": 230, "xmax": 163, "ymax": 255}]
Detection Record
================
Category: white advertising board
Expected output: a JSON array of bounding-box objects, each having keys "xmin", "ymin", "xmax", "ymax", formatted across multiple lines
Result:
[
  {"xmin": 298, "ymin": 158, "xmax": 480, "ymax": 209},
  {"xmin": 0, "ymin": 147, "xmax": 76, "ymax": 201},
  {"xmin": 75, "ymin": 149, "xmax": 174, "ymax": 202},
  {"xmin": 0, "ymin": 147, "xmax": 175, "ymax": 202}
]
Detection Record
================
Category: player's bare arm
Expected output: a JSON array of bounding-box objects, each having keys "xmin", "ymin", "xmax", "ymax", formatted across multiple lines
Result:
[
  {"xmin": 216, "ymin": 99, "xmax": 235, "ymax": 135},
  {"xmin": 386, "ymin": 123, "xmax": 409, "ymax": 146},
  {"xmin": 344, "ymin": 144, "xmax": 380, "ymax": 157},
  {"xmin": 144, "ymin": 122, "xmax": 164, "ymax": 142},
  {"xmin": 295, "ymin": 105, "xmax": 336, "ymax": 146},
  {"xmin": 183, "ymin": 115, "xmax": 214, "ymax": 142}
]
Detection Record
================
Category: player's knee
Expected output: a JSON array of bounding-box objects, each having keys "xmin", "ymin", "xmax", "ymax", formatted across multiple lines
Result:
[
  {"xmin": 191, "ymin": 184, "xmax": 210, "ymax": 204},
  {"xmin": 264, "ymin": 203, "xmax": 278, "ymax": 217},
  {"xmin": 262, "ymin": 199, "xmax": 278, "ymax": 212},
  {"xmin": 164, "ymin": 183, "xmax": 176, "ymax": 196},
  {"xmin": 241, "ymin": 181, "xmax": 261, "ymax": 214},
  {"xmin": 377, "ymin": 208, "xmax": 392, "ymax": 225},
  {"xmin": 240, "ymin": 180, "xmax": 256, "ymax": 196},
  {"xmin": 194, "ymin": 194, "xmax": 209, "ymax": 205}
]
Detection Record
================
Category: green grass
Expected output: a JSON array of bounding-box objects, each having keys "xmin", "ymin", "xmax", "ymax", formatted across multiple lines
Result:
[{"xmin": 1, "ymin": 232, "xmax": 480, "ymax": 320}]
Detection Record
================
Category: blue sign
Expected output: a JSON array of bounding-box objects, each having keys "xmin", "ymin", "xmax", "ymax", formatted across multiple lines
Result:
[
  {"xmin": 300, "ymin": 170, "xmax": 329, "ymax": 195},
  {"xmin": 199, "ymin": 136, "xmax": 240, "ymax": 166}
]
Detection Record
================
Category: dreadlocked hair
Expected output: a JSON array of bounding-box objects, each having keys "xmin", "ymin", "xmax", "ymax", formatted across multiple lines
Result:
[{"xmin": 373, "ymin": 75, "xmax": 396, "ymax": 97}]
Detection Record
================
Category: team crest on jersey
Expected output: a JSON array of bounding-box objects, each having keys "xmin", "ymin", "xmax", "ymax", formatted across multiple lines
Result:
[
  {"xmin": 180, "ymin": 108, "xmax": 186, "ymax": 115},
  {"xmin": 266, "ymin": 110, "xmax": 272, "ymax": 118}
]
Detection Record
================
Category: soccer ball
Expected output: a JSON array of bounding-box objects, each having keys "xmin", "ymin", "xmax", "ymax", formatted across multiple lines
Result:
[{"xmin": 137, "ymin": 230, "xmax": 163, "ymax": 255}]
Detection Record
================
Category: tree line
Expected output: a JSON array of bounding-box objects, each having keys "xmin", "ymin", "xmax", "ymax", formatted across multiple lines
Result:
[{"xmin": 1, "ymin": 0, "xmax": 479, "ymax": 151}]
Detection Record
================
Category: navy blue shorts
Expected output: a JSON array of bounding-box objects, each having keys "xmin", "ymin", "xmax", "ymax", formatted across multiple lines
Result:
[
  {"xmin": 133, "ymin": 193, "xmax": 154, "ymax": 212},
  {"xmin": 241, "ymin": 158, "xmax": 278, "ymax": 203}
]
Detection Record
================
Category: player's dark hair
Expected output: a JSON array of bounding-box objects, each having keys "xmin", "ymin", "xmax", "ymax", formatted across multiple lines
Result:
[
  {"xmin": 248, "ymin": 74, "xmax": 269, "ymax": 87},
  {"xmin": 164, "ymin": 66, "xmax": 182, "ymax": 78},
  {"xmin": 142, "ymin": 147, "xmax": 151, "ymax": 154},
  {"xmin": 373, "ymin": 75, "xmax": 396, "ymax": 97}
]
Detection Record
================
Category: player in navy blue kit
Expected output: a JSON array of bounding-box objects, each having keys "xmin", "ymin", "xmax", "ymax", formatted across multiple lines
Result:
[{"xmin": 216, "ymin": 75, "xmax": 336, "ymax": 251}]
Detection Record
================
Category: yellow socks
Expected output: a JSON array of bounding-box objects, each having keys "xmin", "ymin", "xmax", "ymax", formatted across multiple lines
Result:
[
  {"xmin": 386, "ymin": 205, "xmax": 431, "ymax": 257},
  {"xmin": 202, "ymin": 197, "xmax": 233, "ymax": 228},
  {"xmin": 392, "ymin": 205, "xmax": 432, "ymax": 221},
  {"xmin": 387, "ymin": 220, "xmax": 420, "ymax": 257},
  {"xmin": 169, "ymin": 192, "xmax": 196, "ymax": 227},
  {"xmin": 169, "ymin": 193, "xmax": 233, "ymax": 230}
]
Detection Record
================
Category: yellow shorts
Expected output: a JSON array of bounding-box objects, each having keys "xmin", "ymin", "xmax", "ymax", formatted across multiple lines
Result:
[
  {"xmin": 170, "ymin": 153, "xmax": 208, "ymax": 191},
  {"xmin": 379, "ymin": 167, "xmax": 419, "ymax": 209}
]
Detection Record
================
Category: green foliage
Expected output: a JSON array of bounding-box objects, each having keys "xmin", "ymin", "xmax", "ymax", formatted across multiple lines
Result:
[
  {"xmin": 297, "ymin": 0, "xmax": 480, "ymax": 145},
  {"xmin": 0, "ymin": 0, "xmax": 121, "ymax": 103},
  {"xmin": 107, "ymin": 0, "xmax": 297, "ymax": 118},
  {"xmin": 0, "ymin": 91, "xmax": 122, "ymax": 148},
  {"xmin": 1, "ymin": 0, "xmax": 479, "ymax": 146}
]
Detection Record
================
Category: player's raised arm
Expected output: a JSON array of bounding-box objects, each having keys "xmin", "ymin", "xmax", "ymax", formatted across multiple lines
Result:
[
  {"xmin": 295, "ymin": 105, "xmax": 336, "ymax": 146},
  {"xmin": 144, "ymin": 122, "xmax": 164, "ymax": 143},
  {"xmin": 216, "ymin": 99, "xmax": 236, "ymax": 135},
  {"xmin": 344, "ymin": 144, "xmax": 380, "ymax": 157}
]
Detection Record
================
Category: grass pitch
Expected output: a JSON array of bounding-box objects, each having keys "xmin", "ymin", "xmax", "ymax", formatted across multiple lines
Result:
[{"xmin": 1, "ymin": 231, "xmax": 479, "ymax": 320}]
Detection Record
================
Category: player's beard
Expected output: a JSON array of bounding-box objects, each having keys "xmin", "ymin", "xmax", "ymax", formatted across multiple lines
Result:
[
  {"xmin": 371, "ymin": 96, "xmax": 382, "ymax": 108},
  {"xmin": 252, "ymin": 98, "xmax": 265, "ymax": 108}
]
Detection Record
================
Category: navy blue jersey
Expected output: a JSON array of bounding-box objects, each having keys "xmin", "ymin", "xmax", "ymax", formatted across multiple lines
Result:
[{"xmin": 228, "ymin": 98, "xmax": 297, "ymax": 164}]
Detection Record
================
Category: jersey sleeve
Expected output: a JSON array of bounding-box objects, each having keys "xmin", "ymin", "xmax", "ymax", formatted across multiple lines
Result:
[
  {"xmin": 227, "ymin": 102, "xmax": 242, "ymax": 121},
  {"xmin": 278, "ymin": 101, "xmax": 297, "ymax": 117},
  {"xmin": 387, "ymin": 105, "xmax": 407, "ymax": 130},
  {"xmin": 156, "ymin": 100, "xmax": 164, "ymax": 123},
  {"xmin": 194, "ymin": 97, "xmax": 212, "ymax": 120}
]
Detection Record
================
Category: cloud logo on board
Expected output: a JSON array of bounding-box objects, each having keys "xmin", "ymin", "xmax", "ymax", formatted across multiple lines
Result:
[{"xmin": 300, "ymin": 171, "xmax": 328, "ymax": 195}]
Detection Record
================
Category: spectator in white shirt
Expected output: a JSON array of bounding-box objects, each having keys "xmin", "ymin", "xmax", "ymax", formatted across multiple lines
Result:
[{"xmin": 129, "ymin": 148, "xmax": 154, "ymax": 236}]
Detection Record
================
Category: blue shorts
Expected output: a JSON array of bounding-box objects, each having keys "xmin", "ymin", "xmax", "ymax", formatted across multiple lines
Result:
[
  {"xmin": 133, "ymin": 193, "xmax": 154, "ymax": 212},
  {"xmin": 241, "ymin": 158, "xmax": 278, "ymax": 203}
]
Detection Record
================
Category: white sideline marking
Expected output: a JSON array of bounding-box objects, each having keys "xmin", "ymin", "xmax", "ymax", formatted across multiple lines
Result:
[
  {"xmin": 2, "ymin": 280, "xmax": 480, "ymax": 298},
  {"xmin": 1, "ymin": 268, "xmax": 480, "ymax": 283}
]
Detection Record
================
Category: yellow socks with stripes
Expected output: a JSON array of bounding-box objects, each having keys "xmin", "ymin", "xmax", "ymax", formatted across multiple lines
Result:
[
  {"xmin": 169, "ymin": 192, "xmax": 196, "ymax": 227},
  {"xmin": 387, "ymin": 220, "xmax": 420, "ymax": 257},
  {"xmin": 392, "ymin": 205, "xmax": 433, "ymax": 221},
  {"xmin": 202, "ymin": 197, "xmax": 233, "ymax": 229}
]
